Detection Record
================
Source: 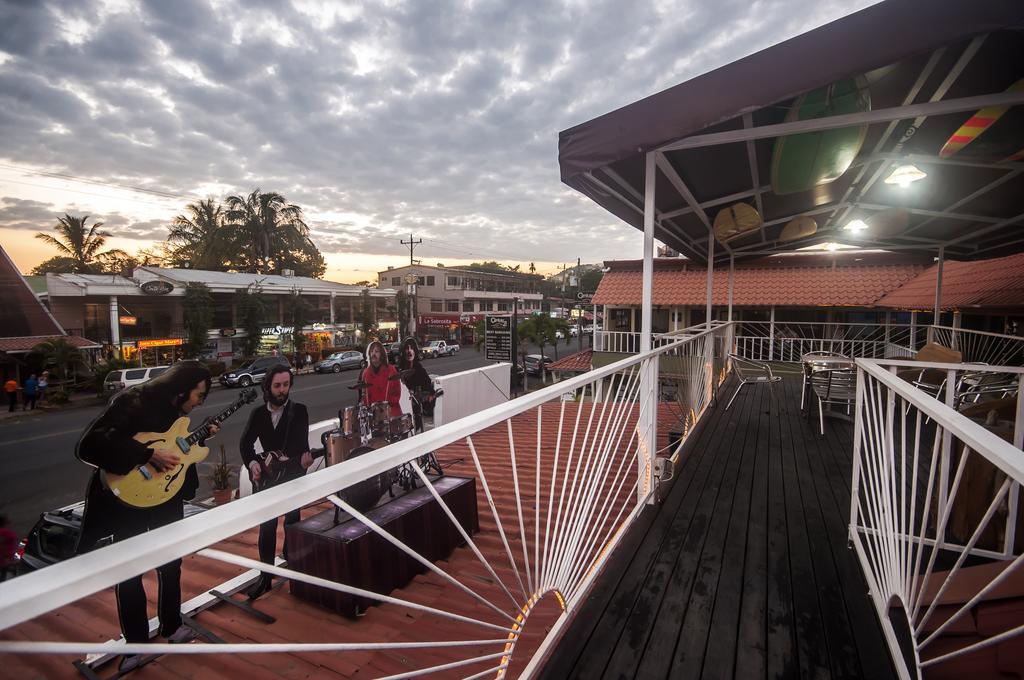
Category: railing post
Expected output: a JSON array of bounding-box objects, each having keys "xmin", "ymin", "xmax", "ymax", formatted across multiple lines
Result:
[
  {"xmin": 910, "ymin": 311, "xmax": 917, "ymax": 352},
  {"xmin": 638, "ymin": 354, "xmax": 658, "ymax": 505},
  {"xmin": 768, "ymin": 306, "xmax": 776, "ymax": 361}
]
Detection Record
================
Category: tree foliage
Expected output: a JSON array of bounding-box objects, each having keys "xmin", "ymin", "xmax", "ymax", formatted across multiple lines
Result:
[
  {"xmin": 235, "ymin": 282, "xmax": 266, "ymax": 358},
  {"xmin": 33, "ymin": 337, "xmax": 85, "ymax": 383},
  {"xmin": 286, "ymin": 289, "xmax": 311, "ymax": 359},
  {"xmin": 32, "ymin": 214, "xmax": 128, "ymax": 274},
  {"xmin": 517, "ymin": 314, "xmax": 571, "ymax": 360},
  {"xmin": 167, "ymin": 199, "xmax": 229, "ymax": 271},
  {"xmin": 183, "ymin": 282, "xmax": 214, "ymax": 358},
  {"xmin": 224, "ymin": 189, "xmax": 324, "ymax": 278}
]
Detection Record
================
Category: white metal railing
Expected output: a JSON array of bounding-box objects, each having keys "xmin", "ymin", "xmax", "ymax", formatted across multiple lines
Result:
[
  {"xmin": 0, "ymin": 324, "xmax": 735, "ymax": 677},
  {"xmin": 929, "ymin": 325, "xmax": 1024, "ymax": 366},
  {"xmin": 734, "ymin": 320, "xmax": 920, "ymax": 362},
  {"xmin": 850, "ymin": 359, "xmax": 1024, "ymax": 679},
  {"xmin": 593, "ymin": 326, "xmax": 714, "ymax": 353}
]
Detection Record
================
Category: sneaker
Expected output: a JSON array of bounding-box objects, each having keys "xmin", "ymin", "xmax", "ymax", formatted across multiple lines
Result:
[
  {"xmin": 165, "ymin": 624, "xmax": 195, "ymax": 644},
  {"xmin": 118, "ymin": 654, "xmax": 143, "ymax": 673}
]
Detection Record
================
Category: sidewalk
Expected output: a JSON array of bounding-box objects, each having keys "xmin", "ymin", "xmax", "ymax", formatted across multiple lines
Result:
[{"xmin": 0, "ymin": 391, "xmax": 106, "ymax": 422}]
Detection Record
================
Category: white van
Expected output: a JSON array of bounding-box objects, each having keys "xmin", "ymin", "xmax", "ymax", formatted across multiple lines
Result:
[{"xmin": 103, "ymin": 366, "xmax": 170, "ymax": 394}]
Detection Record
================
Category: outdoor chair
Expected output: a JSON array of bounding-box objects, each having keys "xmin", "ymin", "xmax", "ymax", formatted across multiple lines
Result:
[
  {"xmin": 800, "ymin": 351, "xmax": 850, "ymax": 410},
  {"xmin": 809, "ymin": 367, "xmax": 857, "ymax": 435},
  {"xmin": 726, "ymin": 354, "xmax": 781, "ymax": 411}
]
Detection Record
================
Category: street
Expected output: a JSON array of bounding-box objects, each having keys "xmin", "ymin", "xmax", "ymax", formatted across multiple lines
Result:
[{"xmin": 0, "ymin": 348, "xmax": 517, "ymax": 537}]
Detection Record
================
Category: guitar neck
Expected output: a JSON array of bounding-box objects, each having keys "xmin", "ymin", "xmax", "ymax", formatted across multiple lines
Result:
[{"xmin": 185, "ymin": 398, "xmax": 246, "ymax": 446}]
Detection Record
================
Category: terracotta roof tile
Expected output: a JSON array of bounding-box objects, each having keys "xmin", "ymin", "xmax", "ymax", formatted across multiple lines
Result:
[
  {"xmin": 548, "ymin": 349, "xmax": 592, "ymax": 372},
  {"xmin": 877, "ymin": 252, "xmax": 1024, "ymax": 310},
  {"xmin": 0, "ymin": 335, "xmax": 102, "ymax": 353},
  {"xmin": 592, "ymin": 262, "xmax": 924, "ymax": 307}
]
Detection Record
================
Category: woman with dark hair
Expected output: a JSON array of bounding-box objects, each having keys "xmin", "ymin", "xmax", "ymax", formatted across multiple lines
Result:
[
  {"xmin": 75, "ymin": 360, "xmax": 218, "ymax": 670},
  {"xmin": 360, "ymin": 340, "xmax": 401, "ymax": 416},
  {"xmin": 398, "ymin": 338, "xmax": 435, "ymax": 430}
]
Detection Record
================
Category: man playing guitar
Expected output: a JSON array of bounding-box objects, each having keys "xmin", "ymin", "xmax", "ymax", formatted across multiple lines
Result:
[
  {"xmin": 75, "ymin": 361, "xmax": 219, "ymax": 672},
  {"xmin": 239, "ymin": 365, "xmax": 312, "ymax": 599}
]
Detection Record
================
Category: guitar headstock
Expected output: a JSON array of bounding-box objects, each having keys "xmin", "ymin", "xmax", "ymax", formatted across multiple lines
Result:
[{"xmin": 239, "ymin": 388, "xmax": 258, "ymax": 405}]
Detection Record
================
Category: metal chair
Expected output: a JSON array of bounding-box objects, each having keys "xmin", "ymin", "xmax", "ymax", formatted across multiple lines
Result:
[
  {"xmin": 800, "ymin": 351, "xmax": 850, "ymax": 410},
  {"xmin": 809, "ymin": 368, "xmax": 858, "ymax": 435},
  {"xmin": 726, "ymin": 354, "xmax": 781, "ymax": 410}
]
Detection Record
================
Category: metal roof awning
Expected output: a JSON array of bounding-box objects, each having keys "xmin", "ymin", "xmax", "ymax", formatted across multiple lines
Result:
[{"xmin": 558, "ymin": 0, "xmax": 1024, "ymax": 265}]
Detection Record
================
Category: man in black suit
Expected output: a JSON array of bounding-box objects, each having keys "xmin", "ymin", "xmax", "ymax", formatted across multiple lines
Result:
[{"xmin": 239, "ymin": 365, "xmax": 313, "ymax": 598}]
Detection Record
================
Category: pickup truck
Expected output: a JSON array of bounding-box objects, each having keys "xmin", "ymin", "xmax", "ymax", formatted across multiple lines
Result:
[{"xmin": 422, "ymin": 340, "xmax": 459, "ymax": 358}]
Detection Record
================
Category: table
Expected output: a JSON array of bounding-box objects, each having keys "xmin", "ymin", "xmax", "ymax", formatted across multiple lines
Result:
[
  {"xmin": 285, "ymin": 475, "xmax": 479, "ymax": 617},
  {"xmin": 801, "ymin": 352, "xmax": 855, "ymax": 412}
]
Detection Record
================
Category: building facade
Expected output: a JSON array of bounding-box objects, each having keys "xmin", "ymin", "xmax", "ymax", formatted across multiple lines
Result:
[
  {"xmin": 378, "ymin": 264, "xmax": 544, "ymax": 343},
  {"xmin": 45, "ymin": 267, "xmax": 397, "ymax": 364}
]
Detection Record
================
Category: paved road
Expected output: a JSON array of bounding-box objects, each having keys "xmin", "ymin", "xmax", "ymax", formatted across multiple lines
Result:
[{"xmin": 0, "ymin": 349, "xmax": 506, "ymax": 537}]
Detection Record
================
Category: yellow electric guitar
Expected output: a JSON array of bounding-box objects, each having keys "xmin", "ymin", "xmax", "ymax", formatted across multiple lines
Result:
[{"xmin": 101, "ymin": 388, "xmax": 258, "ymax": 508}]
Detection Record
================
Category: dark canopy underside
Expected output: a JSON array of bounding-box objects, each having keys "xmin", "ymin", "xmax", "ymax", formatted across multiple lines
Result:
[{"xmin": 558, "ymin": 0, "xmax": 1024, "ymax": 265}]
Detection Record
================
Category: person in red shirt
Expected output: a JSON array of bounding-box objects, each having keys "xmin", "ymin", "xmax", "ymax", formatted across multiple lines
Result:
[{"xmin": 360, "ymin": 340, "xmax": 401, "ymax": 416}]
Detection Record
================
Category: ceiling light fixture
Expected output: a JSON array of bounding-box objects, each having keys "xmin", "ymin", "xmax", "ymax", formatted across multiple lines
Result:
[
  {"xmin": 843, "ymin": 219, "xmax": 869, "ymax": 232},
  {"xmin": 884, "ymin": 164, "xmax": 927, "ymax": 188},
  {"xmin": 825, "ymin": 242, "xmax": 841, "ymax": 251}
]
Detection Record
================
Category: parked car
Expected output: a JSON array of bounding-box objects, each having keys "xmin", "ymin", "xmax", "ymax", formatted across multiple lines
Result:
[
  {"xmin": 316, "ymin": 351, "xmax": 365, "ymax": 374},
  {"xmin": 103, "ymin": 365, "xmax": 170, "ymax": 394},
  {"xmin": 17, "ymin": 500, "xmax": 206, "ymax": 575},
  {"xmin": 523, "ymin": 354, "xmax": 554, "ymax": 376},
  {"xmin": 220, "ymin": 356, "xmax": 291, "ymax": 387},
  {"xmin": 422, "ymin": 340, "xmax": 459, "ymax": 358}
]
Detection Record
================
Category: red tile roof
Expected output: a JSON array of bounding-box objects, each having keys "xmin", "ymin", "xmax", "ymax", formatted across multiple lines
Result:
[
  {"xmin": 0, "ymin": 335, "xmax": 102, "ymax": 354},
  {"xmin": 2, "ymin": 403, "xmax": 682, "ymax": 678},
  {"xmin": 548, "ymin": 350, "xmax": 592, "ymax": 373},
  {"xmin": 876, "ymin": 251, "xmax": 1024, "ymax": 310},
  {"xmin": 593, "ymin": 260, "xmax": 925, "ymax": 307}
]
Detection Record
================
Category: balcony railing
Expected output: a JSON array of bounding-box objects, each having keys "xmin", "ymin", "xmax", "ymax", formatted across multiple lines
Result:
[
  {"xmin": 850, "ymin": 359, "xmax": 1023, "ymax": 679},
  {"xmin": 0, "ymin": 324, "xmax": 734, "ymax": 676}
]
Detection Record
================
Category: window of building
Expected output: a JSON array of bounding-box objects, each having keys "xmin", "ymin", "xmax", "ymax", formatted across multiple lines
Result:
[
  {"xmin": 430, "ymin": 300, "xmax": 443, "ymax": 312},
  {"xmin": 480, "ymin": 301, "xmax": 493, "ymax": 312},
  {"xmin": 463, "ymin": 301, "xmax": 474, "ymax": 312},
  {"xmin": 448, "ymin": 276, "xmax": 460, "ymax": 286},
  {"xmin": 613, "ymin": 308, "xmax": 631, "ymax": 330},
  {"xmin": 426, "ymin": 275, "xmax": 435, "ymax": 286},
  {"xmin": 446, "ymin": 300, "xmax": 459, "ymax": 312},
  {"xmin": 391, "ymin": 277, "xmax": 401, "ymax": 286},
  {"xmin": 497, "ymin": 302, "xmax": 509, "ymax": 312}
]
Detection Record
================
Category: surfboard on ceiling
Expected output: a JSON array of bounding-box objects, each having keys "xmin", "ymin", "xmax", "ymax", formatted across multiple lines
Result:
[
  {"xmin": 713, "ymin": 202, "xmax": 762, "ymax": 242},
  {"xmin": 939, "ymin": 78, "xmax": 1024, "ymax": 160},
  {"xmin": 770, "ymin": 76, "xmax": 871, "ymax": 195}
]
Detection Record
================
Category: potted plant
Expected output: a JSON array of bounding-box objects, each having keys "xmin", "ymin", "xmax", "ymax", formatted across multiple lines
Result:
[{"xmin": 210, "ymin": 445, "xmax": 234, "ymax": 505}]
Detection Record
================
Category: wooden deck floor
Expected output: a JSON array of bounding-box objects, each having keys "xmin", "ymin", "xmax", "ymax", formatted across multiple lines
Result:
[{"xmin": 539, "ymin": 375, "xmax": 898, "ymax": 680}]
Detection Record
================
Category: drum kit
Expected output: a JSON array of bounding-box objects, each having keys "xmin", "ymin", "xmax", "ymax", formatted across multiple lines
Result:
[{"xmin": 321, "ymin": 378, "xmax": 437, "ymax": 516}]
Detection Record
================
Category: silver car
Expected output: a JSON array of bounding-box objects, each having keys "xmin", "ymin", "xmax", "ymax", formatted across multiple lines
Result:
[{"xmin": 316, "ymin": 351, "xmax": 364, "ymax": 373}]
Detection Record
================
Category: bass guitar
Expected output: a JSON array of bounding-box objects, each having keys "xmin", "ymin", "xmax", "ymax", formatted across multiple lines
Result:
[
  {"xmin": 101, "ymin": 388, "xmax": 258, "ymax": 508},
  {"xmin": 251, "ymin": 449, "xmax": 290, "ymax": 492}
]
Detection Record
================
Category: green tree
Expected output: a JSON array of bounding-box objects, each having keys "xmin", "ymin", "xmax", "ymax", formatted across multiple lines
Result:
[
  {"xmin": 355, "ymin": 289, "xmax": 374, "ymax": 336},
  {"xmin": 518, "ymin": 314, "xmax": 571, "ymax": 361},
  {"xmin": 182, "ymin": 282, "xmax": 214, "ymax": 358},
  {"xmin": 33, "ymin": 214, "xmax": 127, "ymax": 274},
  {"xmin": 396, "ymin": 289, "xmax": 410, "ymax": 339},
  {"xmin": 33, "ymin": 337, "xmax": 85, "ymax": 384},
  {"xmin": 234, "ymin": 282, "xmax": 266, "ymax": 358},
  {"xmin": 528, "ymin": 262, "xmax": 536, "ymax": 274},
  {"xmin": 167, "ymin": 199, "xmax": 229, "ymax": 271},
  {"xmin": 224, "ymin": 189, "xmax": 324, "ymax": 277}
]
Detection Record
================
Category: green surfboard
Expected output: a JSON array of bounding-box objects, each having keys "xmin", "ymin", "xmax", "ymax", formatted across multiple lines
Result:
[{"xmin": 770, "ymin": 77, "xmax": 870, "ymax": 195}]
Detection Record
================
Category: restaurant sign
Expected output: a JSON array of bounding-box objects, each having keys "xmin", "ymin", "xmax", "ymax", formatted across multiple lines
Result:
[
  {"xmin": 417, "ymin": 315, "xmax": 459, "ymax": 327},
  {"xmin": 140, "ymin": 280, "xmax": 174, "ymax": 295},
  {"xmin": 136, "ymin": 338, "xmax": 183, "ymax": 349},
  {"xmin": 484, "ymin": 314, "xmax": 513, "ymax": 362}
]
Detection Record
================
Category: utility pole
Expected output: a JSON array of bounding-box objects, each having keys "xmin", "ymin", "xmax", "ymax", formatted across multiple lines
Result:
[
  {"xmin": 577, "ymin": 256, "xmax": 583, "ymax": 352},
  {"xmin": 401, "ymin": 234, "xmax": 422, "ymax": 339}
]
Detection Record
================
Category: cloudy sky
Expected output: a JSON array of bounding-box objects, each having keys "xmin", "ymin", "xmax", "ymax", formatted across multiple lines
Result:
[{"xmin": 0, "ymin": 0, "xmax": 877, "ymax": 281}]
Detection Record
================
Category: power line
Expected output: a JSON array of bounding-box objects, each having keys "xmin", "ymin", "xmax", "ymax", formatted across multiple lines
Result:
[
  {"xmin": 400, "ymin": 233, "xmax": 422, "ymax": 267},
  {"xmin": 0, "ymin": 162, "xmax": 197, "ymax": 201}
]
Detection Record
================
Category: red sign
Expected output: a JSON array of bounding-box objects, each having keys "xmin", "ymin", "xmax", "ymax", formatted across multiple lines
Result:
[{"xmin": 418, "ymin": 314, "xmax": 460, "ymax": 327}]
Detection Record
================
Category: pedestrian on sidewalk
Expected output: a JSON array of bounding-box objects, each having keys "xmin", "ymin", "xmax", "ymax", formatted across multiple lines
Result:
[
  {"xmin": 37, "ymin": 371, "xmax": 48, "ymax": 405},
  {"xmin": 22, "ymin": 374, "xmax": 39, "ymax": 410},
  {"xmin": 4, "ymin": 378, "xmax": 18, "ymax": 412}
]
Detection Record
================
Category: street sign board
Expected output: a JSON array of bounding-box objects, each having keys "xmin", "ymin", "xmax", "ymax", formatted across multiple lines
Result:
[
  {"xmin": 577, "ymin": 291, "xmax": 594, "ymax": 301},
  {"xmin": 484, "ymin": 314, "xmax": 513, "ymax": 362}
]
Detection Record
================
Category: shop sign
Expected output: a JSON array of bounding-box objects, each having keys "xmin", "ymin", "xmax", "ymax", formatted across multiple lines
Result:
[
  {"xmin": 378, "ymin": 321, "xmax": 398, "ymax": 329},
  {"xmin": 219, "ymin": 328, "xmax": 237, "ymax": 337},
  {"xmin": 216, "ymin": 337, "xmax": 233, "ymax": 357},
  {"xmin": 136, "ymin": 338, "xmax": 183, "ymax": 349},
  {"xmin": 577, "ymin": 291, "xmax": 594, "ymax": 301},
  {"xmin": 459, "ymin": 313, "xmax": 486, "ymax": 324},
  {"xmin": 311, "ymin": 323, "xmax": 328, "ymax": 331},
  {"xmin": 484, "ymin": 314, "xmax": 513, "ymax": 362},
  {"xmin": 118, "ymin": 315, "xmax": 137, "ymax": 326},
  {"xmin": 418, "ymin": 315, "xmax": 459, "ymax": 327},
  {"xmin": 261, "ymin": 326, "xmax": 294, "ymax": 336},
  {"xmin": 140, "ymin": 280, "xmax": 174, "ymax": 296}
]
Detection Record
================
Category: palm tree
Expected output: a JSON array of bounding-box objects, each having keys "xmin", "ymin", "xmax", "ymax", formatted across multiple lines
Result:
[
  {"xmin": 34, "ymin": 214, "xmax": 127, "ymax": 274},
  {"xmin": 33, "ymin": 337, "xmax": 85, "ymax": 384},
  {"xmin": 167, "ymin": 199, "xmax": 229, "ymax": 270},
  {"xmin": 224, "ymin": 189, "xmax": 309, "ymax": 274}
]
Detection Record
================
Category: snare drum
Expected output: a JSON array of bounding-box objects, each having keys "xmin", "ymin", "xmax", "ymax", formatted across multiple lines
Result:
[
  {"xmin": 370, "ymin": 401, "xmax": 390, "ymax": 431},
  {"xmin": 340, "ymin": 406, "xmax": 357, "ymax": 437},
  {"xmin": 387, "ymin": 413, "xmax": 414, "ymax": 440}
]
